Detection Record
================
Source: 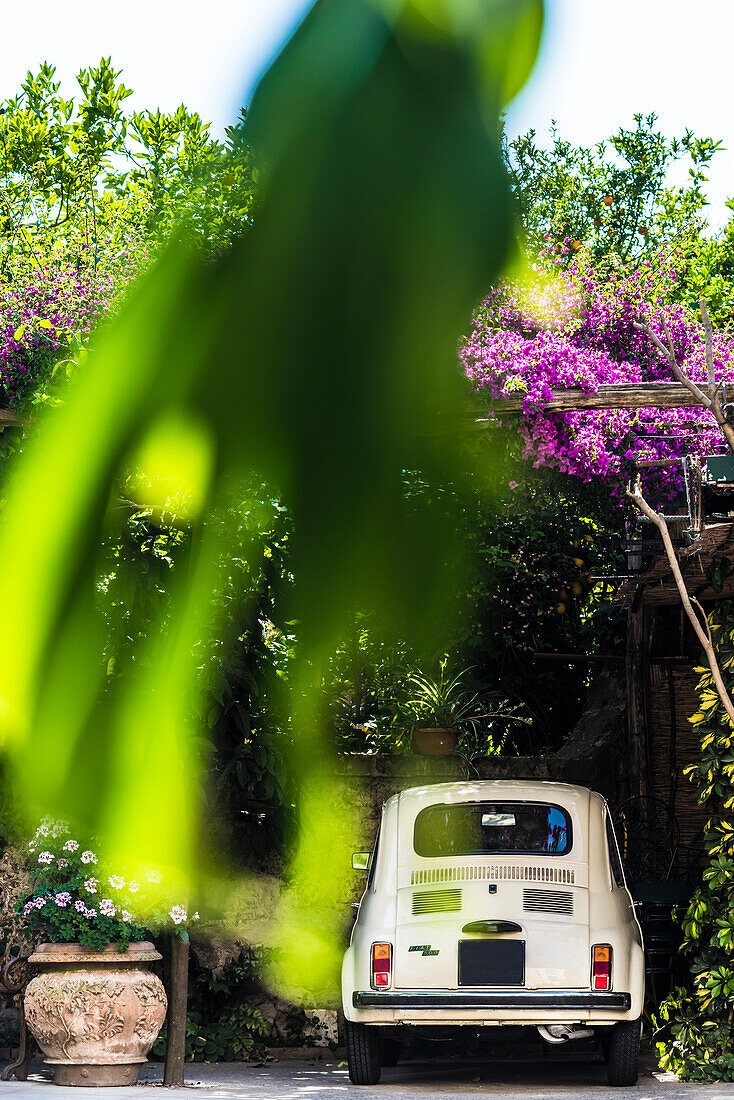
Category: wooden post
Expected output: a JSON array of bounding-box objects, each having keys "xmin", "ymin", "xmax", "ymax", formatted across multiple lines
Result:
[
  {"xmin": 163, "ymin": 932, "xmax": 189, "ymax": 1087},
  {"xmin": 626, "ymin": 605, "xmax": 648, "ymax": 801}
]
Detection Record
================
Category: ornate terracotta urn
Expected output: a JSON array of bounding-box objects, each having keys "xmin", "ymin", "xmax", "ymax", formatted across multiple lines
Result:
[{"xmin": 24, "ymin": 941, "xmax": 167, "ymax": 1087}]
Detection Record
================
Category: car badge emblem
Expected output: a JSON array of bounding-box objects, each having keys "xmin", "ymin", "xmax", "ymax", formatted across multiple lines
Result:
[
  {"xmin": 409, "ymin": 945, "xmax": 439, "ymax": 956},
  {"xmin": 488, "ymin": 884, "xmax": 498, "ymax": 894}
]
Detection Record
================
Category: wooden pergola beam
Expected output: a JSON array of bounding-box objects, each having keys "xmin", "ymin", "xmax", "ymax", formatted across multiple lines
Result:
[{"xmin": 482, "ymin": 382, "xmax": 703, "ymax": 415}]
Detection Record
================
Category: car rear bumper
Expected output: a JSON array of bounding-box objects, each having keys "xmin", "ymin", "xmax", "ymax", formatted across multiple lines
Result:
[{"xmin": 353, "ymin": 990, "xmax": 631, "ymax": 1011}]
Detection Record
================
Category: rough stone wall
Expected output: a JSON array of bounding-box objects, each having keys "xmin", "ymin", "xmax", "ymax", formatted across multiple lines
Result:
[{"xmin": 336, "ymin": 737, "xmax": 624, "ymax": 854}]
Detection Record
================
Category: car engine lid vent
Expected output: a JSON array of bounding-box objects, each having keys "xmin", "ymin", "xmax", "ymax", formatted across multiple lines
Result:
[
  {"xmin": 412, "ymin": 888, "xmax": 462, "ymax": 915},
  {"xmin": 523, "ymin": 888, "xmax": 574, "ymax": 915},
  {"xmin": 411, "ymin": 865, "xmax": 575, "ymax": 886}
]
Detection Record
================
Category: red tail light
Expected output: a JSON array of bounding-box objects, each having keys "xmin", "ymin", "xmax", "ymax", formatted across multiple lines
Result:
[
  {"xmin": 371, "ymin": 942, "xmax": 392, "ymax": 990},
  {"xmin": 592, "ymin": 945, "xmax": 612, "ymax": 990}
]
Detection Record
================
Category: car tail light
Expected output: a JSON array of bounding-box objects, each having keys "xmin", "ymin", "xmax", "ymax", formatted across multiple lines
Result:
[
  {"xmin": 592, "ymin": 945, "xmax": 612, "ymax": 990},
  {"xmin": 371, "ymin": 943, "xmax": 392, "ymax": 990}
]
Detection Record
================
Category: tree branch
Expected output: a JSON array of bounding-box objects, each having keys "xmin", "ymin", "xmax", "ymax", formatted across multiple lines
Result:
[
  {"xmin": 700, "ymin": 297, "xmax": 714, "ymax": 389},
  {"xmin": 633, "ymin": 321, "xmax": 710, "ymax": 408},
  {"xmin": 635, "ymin": 310, "xmax": 734, "ymax": 453},
  {"xmin": 627, "ymin": 481, "xmax": 734, "ymax": 726}
]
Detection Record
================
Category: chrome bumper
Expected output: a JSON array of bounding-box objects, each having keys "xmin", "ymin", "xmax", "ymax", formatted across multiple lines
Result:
[{"xmin": 353, "ymin": 990, "xmax": 631, "ymax": 1010}]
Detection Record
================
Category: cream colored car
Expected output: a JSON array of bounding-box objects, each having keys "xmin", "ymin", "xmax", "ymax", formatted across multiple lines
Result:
[{"xmin": 342, "ymin": 780, "xmax": 644, "ymax": 1086}]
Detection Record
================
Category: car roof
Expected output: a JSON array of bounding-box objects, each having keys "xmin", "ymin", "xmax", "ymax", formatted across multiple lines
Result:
[{"xmin": 388, "ymin": 780, "xmax": 595, "ymax": 816}]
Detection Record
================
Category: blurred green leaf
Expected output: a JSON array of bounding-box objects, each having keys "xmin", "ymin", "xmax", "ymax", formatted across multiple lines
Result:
[{"xmin": 0, "ymin": 0, "xmax": 542, "ymax": 998}]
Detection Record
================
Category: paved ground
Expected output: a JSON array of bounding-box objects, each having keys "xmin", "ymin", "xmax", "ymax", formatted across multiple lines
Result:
[{"xmin": 7, "ymin": 1055, "xmax": 734, "ymax": 1099}]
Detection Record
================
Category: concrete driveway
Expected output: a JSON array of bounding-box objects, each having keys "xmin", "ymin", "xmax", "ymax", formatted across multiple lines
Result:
[{"xmin": 7, "ymin": 1055, "xmax": 734, "ymax": 1099}]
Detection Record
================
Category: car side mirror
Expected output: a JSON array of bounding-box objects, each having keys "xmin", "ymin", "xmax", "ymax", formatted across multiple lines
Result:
[{"xmin": 352, "ymin": 851, "xmax": 372, "ymax": 871}]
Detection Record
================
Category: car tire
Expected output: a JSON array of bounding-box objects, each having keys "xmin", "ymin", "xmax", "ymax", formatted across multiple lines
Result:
[
  {"xmin": 380, "ymin": 1037, "xmax": 402, "ymax": 1067},
  {"xmin": 606, "ymin": 1019, "xmax": 641, "ymax": 1086},
  {"xmin": 346, "ymin": 1019, "xmax": 381, "ymax": 1085}
]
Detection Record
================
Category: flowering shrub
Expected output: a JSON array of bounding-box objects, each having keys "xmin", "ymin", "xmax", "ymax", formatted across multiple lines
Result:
[
  {"xmin": 19, "ymin": 818, "xmax": 198, "ymax": 950},
  {"xmin": 462, "ymin": 261, "xmax": 733, "ymax": 501},
  {"xmin": 0, "ymin": 237, "xmax": 146, "ymax": 410}
]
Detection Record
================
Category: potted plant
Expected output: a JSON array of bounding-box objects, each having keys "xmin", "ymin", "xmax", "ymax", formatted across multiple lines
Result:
[
  {"xmin": 405, "ymin": 660, "xmax": 490, "ymax": 756},
  {"xmin": 17, "ymin": 818, "xmax": 194, "ymax": 1087}
]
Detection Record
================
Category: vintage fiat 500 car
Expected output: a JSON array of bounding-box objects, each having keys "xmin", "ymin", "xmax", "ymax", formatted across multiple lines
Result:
[{"xmin": 342, "ymin": 780, "xmax": 644, "ymax": 1087}]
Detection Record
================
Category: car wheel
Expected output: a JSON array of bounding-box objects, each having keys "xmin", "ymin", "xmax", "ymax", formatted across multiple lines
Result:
[
  {"xmin": 346, "ymin": 1019, "xmax": 381, "ymax": 1085},
  {"xmin": 606, "ymin": 1019, "xmax": 641, "ymax": 1086},
  {"xmin": 380, "ymin": 1037, "xmax": 402, "ymax": 1067}
]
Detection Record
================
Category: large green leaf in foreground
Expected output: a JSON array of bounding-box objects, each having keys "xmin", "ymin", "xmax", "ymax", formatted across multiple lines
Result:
[{"xmin": 0, "ymin": 0, "xmax": 542, "ymax": 995}]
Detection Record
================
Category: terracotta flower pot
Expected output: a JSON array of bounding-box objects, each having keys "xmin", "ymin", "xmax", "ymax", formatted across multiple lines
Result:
[
  {"xmin": 411, "ymin": 727, "xmax": 458, "ymax": 756},
  {"xmin": 24, "ymin": 941, "xmax": 167, "ymax": 1087}
]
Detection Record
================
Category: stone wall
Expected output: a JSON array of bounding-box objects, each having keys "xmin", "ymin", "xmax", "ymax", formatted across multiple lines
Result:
[{"xmin": 336, "ymin": 737, "xmax": 624, "ymax": 853}]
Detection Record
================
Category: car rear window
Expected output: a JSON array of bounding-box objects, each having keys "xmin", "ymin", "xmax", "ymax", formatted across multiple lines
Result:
[{"xmin": 414, "ymin": 801, "xmax": 572, "ymax": 857}]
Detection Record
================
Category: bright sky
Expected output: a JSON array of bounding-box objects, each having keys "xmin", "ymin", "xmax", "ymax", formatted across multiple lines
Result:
[{"xmin": 3, "ymin": 0, "xmax": 734, "ymax": 227}]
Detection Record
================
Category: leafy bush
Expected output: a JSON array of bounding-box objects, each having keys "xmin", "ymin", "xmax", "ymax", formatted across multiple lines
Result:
[
  {"xmin": 506, "ymin": 113, "xmax": 734, "ymax": 325},
  {"xmin": 0, "ymin": 60, "xmax": 254, "ymax": 409},
  {"xmin": 152, "ymin": 948, "xmax": 268, "ymax": 1062},
  {"xmin": 655, "ymin": 601, "xmax": 734, "ymax": 1081}
]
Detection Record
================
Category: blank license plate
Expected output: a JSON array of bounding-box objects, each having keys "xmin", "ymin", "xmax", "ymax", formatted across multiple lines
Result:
[{"xmin": 458, "ymin": 939, "xmax": 525, "ymax": 986}]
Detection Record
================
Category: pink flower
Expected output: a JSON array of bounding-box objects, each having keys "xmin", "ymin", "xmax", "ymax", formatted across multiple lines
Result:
[
  {"xmin": 169, "ymin": 905, "xmax": 187, "ymax": 925},
  {"xmin": 99, "ymin": 898, "xmax": 116, "ymax": 917},
  {"xmin": 108, "ymin": 875, "xmax": 125, "ymax": 889},
  {"xmin": 55, "ymin": 892, "xmax": 71, "ymax": 907},
  {"xmin": 57, "ymin": 858, "xmax": 69, "ymax": 869},
  {"xmin": 62, "ymin": 840, "xmax": 79, "ymax": 852},
  {"xmin": 121, "ymin": 910, "xmax": 132, "ymax": 924},
  {"xmin": 84, "ymin": 877, "xmax": 98, "ymax": 894},
  {"xmin": 37, "ymin": 851, "xmax": 53, "ymax": 864},
  {"xmin": 80, "ymin": 851, "xmax": 97, "ymax": 864}
]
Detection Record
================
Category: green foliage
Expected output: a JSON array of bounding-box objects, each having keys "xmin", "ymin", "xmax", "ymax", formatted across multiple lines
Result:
[
  {"xmin": 506, "ymin": 112, "xmax": 734, "ymax": 325},
  {"xmin": 0, "ymin": 60, "xmax": 255, "ymax": 416},
  {"xmin": 151, "ymin": 944, "xmax": 338, "ymax": 1061},
  {"xmin": 152, "ymin": 948, "xmax": 268, "ymax": 1062},
  {"xmin": 404, "ymin": 658, "xmax": 480, "ymax": 729},
  {"xmin": 655, "ymin": 602, "xmax": 734, "ymax": 1081},
  {"xmin": 0, "ymin": 57, "xmax": 254, "ymax": 283},
  {"xmin": 96, "ymin": 478, "xmax": 296, "ymax": 871},
  {"xmin": 325, "ymin": 615, "xmax": 415, "ymax": 753},
  {"xmin": 0, "ymin": 0, "xmax": 543, "ymax": 1005},
  {"xmin": 0, "ymin": 59, "xmax": 134, "ymax": 273},
  {"xmin": 124, "ymin": 107, "xmax": 255, "ymax": 249},
  {"xmin": 324, "ymin": 444, "xmax": 626, "ymax": 758},
  {"xmin": 439, "ymin": 454, "xmax": 626, "ymax": 751}
]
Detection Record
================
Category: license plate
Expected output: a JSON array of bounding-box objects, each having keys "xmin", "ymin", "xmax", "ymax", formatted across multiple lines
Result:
[{"xmin": 458, "ymin": 939, "xmax": 525, "ymax": 986}]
